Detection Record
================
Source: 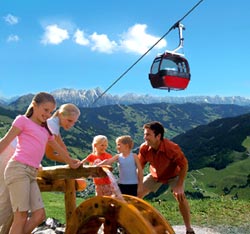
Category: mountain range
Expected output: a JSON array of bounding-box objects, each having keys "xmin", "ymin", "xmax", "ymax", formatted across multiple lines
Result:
[{"xmin": 1, "ymin": 88, "xmax": 250, "ymax": 108}]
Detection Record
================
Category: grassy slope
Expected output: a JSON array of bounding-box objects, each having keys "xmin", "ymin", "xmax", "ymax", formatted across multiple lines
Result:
[
  {"xmin": 185, "ymin": 157, "xmax": 250, "ymax": 200},
  {"xmin": 42, "ymin": 192, "xmax": 250, "ymax": 229}
]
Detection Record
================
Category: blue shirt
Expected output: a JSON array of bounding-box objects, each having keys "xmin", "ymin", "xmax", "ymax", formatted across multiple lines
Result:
[{"xmin": 118, "ymin": 152, "xmax": 138, "ymax": 184}]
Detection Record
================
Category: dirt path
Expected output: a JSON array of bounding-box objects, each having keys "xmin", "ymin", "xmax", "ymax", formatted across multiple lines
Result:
[
  {"xmin": 172, "ymin": 225, "xmax": 249, "ymax": 234},
  {"xmin": 173, "ymin": 225, "xmax": 220, "ymax": 234}
]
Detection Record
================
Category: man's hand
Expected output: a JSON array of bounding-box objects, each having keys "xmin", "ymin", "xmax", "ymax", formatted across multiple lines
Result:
[{"xmin": 172, "ymin": 184, "xmax": 185, "ymax": 202}]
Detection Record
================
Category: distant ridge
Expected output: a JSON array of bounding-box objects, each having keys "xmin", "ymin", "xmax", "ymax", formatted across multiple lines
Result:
[{"xmin": 1, "ymin": 87, "xmax": 250, "ymax": 107}]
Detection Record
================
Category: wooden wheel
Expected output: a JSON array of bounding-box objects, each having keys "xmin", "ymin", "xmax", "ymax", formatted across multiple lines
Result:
[
  {"xmin": 66, "ymin": 195, "xmax": 174, "ymax": 234},
  {"xmin": 123, "ymin": 195, "xmax": 175, "ymax": 234}
]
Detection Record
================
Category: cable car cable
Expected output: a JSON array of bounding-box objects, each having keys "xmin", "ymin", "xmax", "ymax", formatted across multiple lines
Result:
[{"xmin": 90, "ymin": 0, "xmax": 204, "ymax": 107}]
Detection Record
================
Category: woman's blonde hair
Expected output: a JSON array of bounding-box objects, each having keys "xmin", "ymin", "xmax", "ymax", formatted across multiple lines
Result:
[
  {"xmin": 92, "ymin": 135, "xmax": 108, "ymax": 154},
  {"xmin": 52, "ymin": 103, "xmax": 80, "ymax": 118}
]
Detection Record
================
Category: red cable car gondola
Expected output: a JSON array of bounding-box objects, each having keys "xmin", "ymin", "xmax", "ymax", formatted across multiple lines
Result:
[{"xmin": 149, "ymin": 23, "xmax": 191, "ymax": 91}]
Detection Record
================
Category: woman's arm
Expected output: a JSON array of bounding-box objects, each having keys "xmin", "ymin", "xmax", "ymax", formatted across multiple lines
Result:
[
  {"xmin": 45, "ymin": 135, "xmax": 67, "ymax": 163},
  {"xmin": 47, "ymin": 139, "xmax": 81, "ymax": 169}
]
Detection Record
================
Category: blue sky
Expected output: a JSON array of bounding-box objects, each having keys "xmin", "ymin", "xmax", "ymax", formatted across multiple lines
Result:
[{"xmin": 1, "ymin": 0, "xmax": 250, "ymax": 99}]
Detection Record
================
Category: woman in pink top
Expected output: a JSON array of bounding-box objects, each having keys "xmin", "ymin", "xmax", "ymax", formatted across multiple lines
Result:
[{"xmin": 0, "ymin": 92, "xmax": 81, "ymax": 234}]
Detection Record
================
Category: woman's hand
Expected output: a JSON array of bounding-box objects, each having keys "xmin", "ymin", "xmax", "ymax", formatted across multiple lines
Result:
[{"xmin": 68, "ymin": 158, "xmax": 82, "ymax": 169}]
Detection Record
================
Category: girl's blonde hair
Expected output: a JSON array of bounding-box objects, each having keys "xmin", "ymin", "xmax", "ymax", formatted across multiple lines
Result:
[
  {"xmin": 92, "ymin": 135, "xmax": 108, "ymax": 154},
  {"xmin": 116, "ymin": 135, "xmax": 134, "ymax": 149},
  {"xmin": 52, "ymin": 103, "xmax": 80, "ymax": 118}
]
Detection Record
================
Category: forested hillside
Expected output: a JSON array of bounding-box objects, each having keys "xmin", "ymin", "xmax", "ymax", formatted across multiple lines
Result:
[
  {"xmin": 173, "ymin": 113, "xmax": 250, "ymax": 170},
  {"xmin": 1, "ymin": 102, "xmax": 250, "ymax": 199},
  {"xmin": 1, "ymin": 102, "xmax": 250, "ymax": 164}
]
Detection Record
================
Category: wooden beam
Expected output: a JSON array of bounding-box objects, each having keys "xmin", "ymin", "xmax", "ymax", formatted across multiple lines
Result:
[
  {"xmin": 37, "ymin": 178, "xmax": 87, "ymax": 192},
  {"xmin": 37, "ymin": 165, "xmax": 109, "ymax": 180}
]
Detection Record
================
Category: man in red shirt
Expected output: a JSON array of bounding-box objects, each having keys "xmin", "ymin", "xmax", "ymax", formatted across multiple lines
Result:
[{"xmin": 138, "ymin": 121, "xmax": 195, "ymax": 234}]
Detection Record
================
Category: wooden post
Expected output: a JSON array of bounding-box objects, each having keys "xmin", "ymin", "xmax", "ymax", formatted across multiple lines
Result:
[{"xmin": 64, "ymin": 179, "xmax": 76, "ymax": 224}]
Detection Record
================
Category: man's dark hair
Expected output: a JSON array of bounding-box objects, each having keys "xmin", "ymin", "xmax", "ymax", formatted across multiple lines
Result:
[{"xmin": 143, "ymin": 121, "xmax": 164, "ymax": 140}]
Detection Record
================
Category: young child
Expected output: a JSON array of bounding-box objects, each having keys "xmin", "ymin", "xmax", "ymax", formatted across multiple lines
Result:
[
  {"xmin": 82, "ymin": 135, "xmax": 114, "ymax": 196},
  {"xmin": 100, "ymin": 135, "xmax": 143, "ymax": 197},
  {"xmin": 0, "ymin": 92, "xmax": 81, "ymax": 234}
]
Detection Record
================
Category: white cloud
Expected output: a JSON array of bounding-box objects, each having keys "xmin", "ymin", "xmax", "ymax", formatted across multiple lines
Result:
[
  {"xmin": 73, "ymin": 29, "xmax": 89, "ymax": 46},
  {"xmin": 119, "ymin": 24, "xmax": 167, "ymax": 55},
  {"xmin": 89, "ymin": 32, "xmax": 117, "ymax": 54},
  {"xmin": 41, "ymin": 24, "xmax": 69, "ymax": 45},
  {"xmin": 7, "ymin": 34, "xmax": 19, "ymax": 42},
  {"xmin": 4, "ymin": 14, "xmax": 19, "ymax": 25},
  {"xmin": 40, "ymin": 22, "xmax": 166, "ymax": 55}
]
